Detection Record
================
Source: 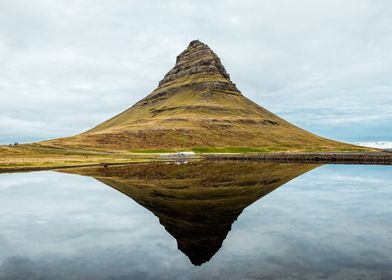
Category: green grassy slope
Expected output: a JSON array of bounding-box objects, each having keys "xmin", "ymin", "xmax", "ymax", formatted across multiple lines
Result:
[{"xmin": 40, "ymin": 40, "xmax": 370, "ymax": 152}]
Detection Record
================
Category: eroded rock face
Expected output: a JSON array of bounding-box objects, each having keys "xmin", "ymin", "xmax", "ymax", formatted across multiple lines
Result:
[
  {"xmin": 131, "ymin": 40, "xmax": 242, "ymax": 111},
  {"xmin": 161, "ymin": 40, "xmax": 230, "ymax": 83},
  {"xmin": 157, "ymin": 40, "xmax": 240, "ymax": 93},
  {"xmin": 129, "ymin": 40, "xmax": 243, "ymax": 112}
]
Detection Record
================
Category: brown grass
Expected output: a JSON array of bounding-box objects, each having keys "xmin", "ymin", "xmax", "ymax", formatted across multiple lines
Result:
[{"xmin": 0, "ymin": 144, "xmax": 159, "ymax": 171}]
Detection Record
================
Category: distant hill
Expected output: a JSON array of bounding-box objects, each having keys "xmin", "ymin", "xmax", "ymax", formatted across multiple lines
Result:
[{"xmin": 41, "ymin": 40, "xmax": 366, "ymax": 152}]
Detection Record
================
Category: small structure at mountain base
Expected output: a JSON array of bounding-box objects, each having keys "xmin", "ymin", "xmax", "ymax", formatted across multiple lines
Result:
[{"xmin": 160, "ymin": 151, "xmax": 196, "ymax": 158}]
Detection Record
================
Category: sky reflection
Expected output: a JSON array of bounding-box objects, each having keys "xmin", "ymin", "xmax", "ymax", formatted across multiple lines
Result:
[{"xmin": 0, "ymin": 163, "xmax": 391, "ymax": 279}]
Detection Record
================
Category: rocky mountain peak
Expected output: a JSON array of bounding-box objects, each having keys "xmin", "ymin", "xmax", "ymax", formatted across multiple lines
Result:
[{"xmin": 158, "ymin": 40, "xmax": 232, "ymax": 86}]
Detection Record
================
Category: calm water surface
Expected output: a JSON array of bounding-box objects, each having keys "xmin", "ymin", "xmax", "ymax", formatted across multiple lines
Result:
[{"xmin": 0, "ymin": 162, "xmax": 391, "ymax": 280}]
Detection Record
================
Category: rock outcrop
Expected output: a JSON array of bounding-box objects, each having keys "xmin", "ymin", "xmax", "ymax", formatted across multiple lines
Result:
[
  {"xmin": 135, "ymin": 40, "xmax": 241, "ymax": 109},
  {"xmin": 159, "ymin": 40, "xmax": 235, "ymax": 87}
]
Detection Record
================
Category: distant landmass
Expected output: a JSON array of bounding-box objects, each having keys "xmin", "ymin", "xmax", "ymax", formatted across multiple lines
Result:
[{"xmin": 39, "ymin": 40, "xmax": 363, "ymax": 152}]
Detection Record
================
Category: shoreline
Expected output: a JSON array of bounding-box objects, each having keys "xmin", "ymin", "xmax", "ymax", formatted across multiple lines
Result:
[
  {"xmin": 0, "ymin": 152, "xmax": 391, "ymax": 173},
  {"xmin": 203, "ymin": 151, "xmax": 392, "ymax": 165},
  {"xmin": 0, "ymin": 158, "xmax": 197, "ymax": 174}
]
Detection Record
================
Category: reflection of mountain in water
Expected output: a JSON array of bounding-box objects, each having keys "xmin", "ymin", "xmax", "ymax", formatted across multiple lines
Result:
[{"xmin": 60, "ymin": 161, "xmax": 318, "ymax": 266}]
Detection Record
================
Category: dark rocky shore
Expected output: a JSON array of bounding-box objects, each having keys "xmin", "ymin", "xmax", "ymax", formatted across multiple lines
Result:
[{"xmin": 203, "ymin": 152, "xmax": 392, "ymax": 165}]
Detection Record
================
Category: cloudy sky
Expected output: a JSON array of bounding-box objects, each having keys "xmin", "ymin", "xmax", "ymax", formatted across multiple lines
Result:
[{"xmin": 0, "ymin": 0, "xmax": 391, "ymax": 145}]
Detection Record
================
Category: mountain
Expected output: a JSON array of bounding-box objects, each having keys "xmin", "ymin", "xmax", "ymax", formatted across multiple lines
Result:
[
  {"xmin": 42, "ymin": 40, "xmax": 362, "ymax": 152},
  {"xmin": 59, "ymin": 161, "xmax": 319, "ymax": 265}
]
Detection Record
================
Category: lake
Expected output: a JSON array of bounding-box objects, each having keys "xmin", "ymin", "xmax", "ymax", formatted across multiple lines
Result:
[{"xmin": 0, "ymin": 161, "xmax": 391, "ymax": 280}]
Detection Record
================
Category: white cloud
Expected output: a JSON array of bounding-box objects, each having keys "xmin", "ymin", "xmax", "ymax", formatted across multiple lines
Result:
[
  {"xmin": 354, "ymin": 141, "xmax": 392, "ymax": 149},
  {"xmin": 0, "ymin": 0, "xmax": 391, "ymax": 143}
]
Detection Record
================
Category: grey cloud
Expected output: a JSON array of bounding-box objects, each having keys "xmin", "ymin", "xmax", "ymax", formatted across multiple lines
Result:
[{"xmin": 0, "ymin": 0, "xmax": 391, "ymax": 143}]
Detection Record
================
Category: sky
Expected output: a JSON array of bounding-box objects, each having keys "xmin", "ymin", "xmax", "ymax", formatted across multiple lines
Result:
[{"xmin": 0, "ymin": 0, "xmax": 391, "ymax": 145}]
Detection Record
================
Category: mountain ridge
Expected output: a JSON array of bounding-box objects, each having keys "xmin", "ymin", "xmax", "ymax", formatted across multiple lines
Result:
[{"xmin": 40, "ymin": 40, "xmax": 365, "ymax": 152}]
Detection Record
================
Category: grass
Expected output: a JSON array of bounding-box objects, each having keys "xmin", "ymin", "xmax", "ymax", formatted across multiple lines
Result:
[
  {"xmin": 0, "ymin": 143, "xmax": 380, "ymax": 172},
  {"xmin": 191, "ymin": 146, "xmax": 281, "ymax": 153},
  {"xmin": 0, "ymin": 144, "xmax": 159, "ymax": 171},
  {"xmin": 128, "ymin": 146, "xmax": 289, "ymax": 154},
  {"xmin": 128, "ymin": 148, "xmax": 178, "ymax": 154},
  {"xmin": 128, "ymin": 145, "xmax": 374, "ymax": 154}
]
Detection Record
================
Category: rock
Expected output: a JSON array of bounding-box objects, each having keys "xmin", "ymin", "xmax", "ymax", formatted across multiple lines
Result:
[{"xmin": 157, "ymin": 40, "xmax": 237, "ymax": 91}]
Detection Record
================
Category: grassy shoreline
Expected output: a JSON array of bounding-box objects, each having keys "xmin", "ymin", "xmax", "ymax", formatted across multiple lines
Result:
[
  {"xmin": 0, "ymin": 143, "xmax": 388, "ymax": 173},
  {"xmin": 0, "ymin": 144, "xmax": 160, "ymax": 171}
]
